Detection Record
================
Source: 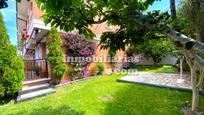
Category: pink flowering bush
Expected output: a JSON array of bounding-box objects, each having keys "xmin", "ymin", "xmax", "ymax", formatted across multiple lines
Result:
[{"xmin": 62, "ymin": 33, "xmax": 96, "ymax": 79}]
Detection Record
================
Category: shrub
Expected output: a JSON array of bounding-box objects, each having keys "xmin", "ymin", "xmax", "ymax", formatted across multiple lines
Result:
[
  {"xmin": 47, "ymin": 28, "xmax": 66, "ymax": 83},
  {"xmin": 0, "ymin": 13, "xmax": 24, "ymax": 98},
  {"xmin": 63, "ymin": 33, "xmax": 96, "ymax": 79},
  {"xmin": 97, "ymin": 62, "xmax": 105, "ymax": 75},
  {"xmin": 0, "ymin": 85, "xmax": 5, "ymax": 97}
]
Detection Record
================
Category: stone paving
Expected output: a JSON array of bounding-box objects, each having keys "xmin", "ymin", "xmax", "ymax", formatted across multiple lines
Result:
[{"xmin": 118, "ymin": 72, "xmax": 192, "ymax": 91}]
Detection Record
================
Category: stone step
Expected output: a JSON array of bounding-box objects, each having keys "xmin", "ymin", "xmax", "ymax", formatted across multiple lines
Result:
[
  {"xmin": 17, "ymin": 88, "xmax": 56, "ymax": 103},
  {"xmin": 23, "ymin": 78, "xmax": 50, "ymax": 87},
  {"xmin": 19, "ymin": 83, "xmax": 52, "ymax": 95}
]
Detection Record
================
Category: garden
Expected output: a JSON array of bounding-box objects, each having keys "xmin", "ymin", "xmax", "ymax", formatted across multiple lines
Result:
[
  {"xmin": 0, "ymin": 0, "xmax": 204, "ymax": 115},
  {"xmin": 1, "ymin": 67, "xmax": 202, "ymax": 115}
]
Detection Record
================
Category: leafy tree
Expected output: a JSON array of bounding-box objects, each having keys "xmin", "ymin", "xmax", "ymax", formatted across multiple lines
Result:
[
  {"xmin": 36, "ymin": 0, "xmax": 160, "ymax": 41},
  {"xmin": 175, "ymin": 0, "xmax": 204, "ymax": 112},
  {"xmin": 134, "ymin": 32, "xmax": 175, "ymax": 65},
  {"xmin": 0, "ymin": 13, "xmax": 24, "ymax": 98},
  {"xmin": 47, "ymin": 28, "xmax": 66, "ymax": 84}
]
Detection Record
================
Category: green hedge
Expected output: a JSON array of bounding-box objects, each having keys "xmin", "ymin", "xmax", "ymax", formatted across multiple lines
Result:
[
  {"xmin": 0, "ymin": 13, "xmax": 24, "ymax": 98},
  {"xmin": 47, "ymin": 28, "xmax": 66, "ymax": 83}
]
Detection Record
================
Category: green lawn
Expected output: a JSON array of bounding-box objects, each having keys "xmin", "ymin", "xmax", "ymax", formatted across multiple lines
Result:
[
  {"xmin": 0, "ymin": 73, "xmax": 201, "ymax": 115},
  {"xmin": 138, "ymin": 65, "xmax": 179, "ymax": 73}
]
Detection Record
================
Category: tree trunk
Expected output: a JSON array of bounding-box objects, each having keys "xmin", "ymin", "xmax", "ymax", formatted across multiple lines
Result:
[
  {"xmin": 191, "ymin": 62, "xmax": 199, "ymax": 112},
  {"xmin": 170, "ymin": 0, "xmax": 177, "ymax": 20},
  {"xmin": 181, "ymin": 49, "xmax": 200, "ymax": 112},
  {"xmin": 195, "ymin": 27, "xmax": 202, "ymax": 42}
]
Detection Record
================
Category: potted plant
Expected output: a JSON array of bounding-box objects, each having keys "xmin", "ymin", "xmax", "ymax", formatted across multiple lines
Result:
[{"xmin": 32, "ymin": 65, "xmax": 41, "ymax": 76}]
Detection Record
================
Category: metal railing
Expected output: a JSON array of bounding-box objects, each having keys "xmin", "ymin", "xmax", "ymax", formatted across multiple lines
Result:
[{"xmin": 24, "ymin": 59, "xmax": 48, "ymax": 81}]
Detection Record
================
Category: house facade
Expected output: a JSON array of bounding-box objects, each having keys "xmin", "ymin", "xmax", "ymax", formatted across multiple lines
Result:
[{"xmin": 17, "ymin": 0, "xmax": 128, "ymax": 84}]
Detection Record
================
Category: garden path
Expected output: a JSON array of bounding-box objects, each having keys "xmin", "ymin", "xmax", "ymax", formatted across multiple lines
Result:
[{"xmin": 118, "ymin": 72, "xmax": 192, "ymax": 91}]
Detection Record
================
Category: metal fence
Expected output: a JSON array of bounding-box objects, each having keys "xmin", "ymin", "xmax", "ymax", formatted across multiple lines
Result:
[{"xmin": 24, "ymin": 59, "xmax": 48, "ymax": 81}]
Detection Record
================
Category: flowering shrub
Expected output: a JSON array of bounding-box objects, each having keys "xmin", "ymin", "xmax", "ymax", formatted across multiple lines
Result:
[
  {"xmin": 62, "ymin": 33, "xmax": 96, "ymax": 79},
  {"xmin": 62, "ymin": 34, "xmax": 96, "ymax": 57}
]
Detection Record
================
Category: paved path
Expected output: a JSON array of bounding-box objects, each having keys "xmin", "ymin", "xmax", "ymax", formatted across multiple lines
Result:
[{"xmin": 118, "ymin": 72, "xmax": 192, "ymax": 91}]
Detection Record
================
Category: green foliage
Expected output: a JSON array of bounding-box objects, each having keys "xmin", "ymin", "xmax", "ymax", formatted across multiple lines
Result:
[
  {"xmin": 133, "ymin": 32, "xmax": 175, "ymax": 65},
  {"xmin": 97, "ymin": 62, "xmax": 105, "ymax": 75},
  {"xmin": 136, "ymin": 38, "xmax": 175, "ymax": 56},
  {"xmin": 36, "ymin": 0, "xmax": 161, "ymax": 40},
  {"xmin": 47, "ymin": 28, "xmax": 66, "ymax": 83},
  {"xmin": 0, "ymin": 13, "xmax": 24, "ymax": 98},
  {"xmin": 0, "ymin": 84, "xmax": 5, "ymax": 97},
  {"xmin": 36, "ymin": 0, "xmax": 171, "ymax": 52},
  {"xmin": 0, "ymin": 13, "xmax": 9, "ymax": 45}
]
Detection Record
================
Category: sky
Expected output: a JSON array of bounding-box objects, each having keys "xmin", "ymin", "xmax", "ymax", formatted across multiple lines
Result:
[
  {"xmin": 0, "ymin": 0, "xmax": 181, "ymax": 45},
  {"xmin": 148, "ymin": 0, "xmax": 181, "ymax": 12},
  {"xmin": 0, "ymin": 0, "xmax": 17, "ymax": 45}
]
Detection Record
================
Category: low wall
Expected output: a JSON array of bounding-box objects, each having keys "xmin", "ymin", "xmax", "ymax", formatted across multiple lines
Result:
[{"xmin": 137, "ymin": 54, "xmax": 178, "ymax": 66}]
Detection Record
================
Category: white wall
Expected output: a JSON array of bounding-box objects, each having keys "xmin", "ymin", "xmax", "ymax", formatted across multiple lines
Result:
[{"xmin": 137, "ymin": 54, "xmax": 178, "ymax": 65}]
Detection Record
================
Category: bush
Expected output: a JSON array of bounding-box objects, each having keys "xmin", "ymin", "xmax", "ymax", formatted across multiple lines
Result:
[
  {"xmin": 0, "ymin": 85, "xmax": 5, "ymax": 97},
  {"xmin": 0, "ymin": 13, "xmax": 24, "ymax": 98},
  {"xmin": 63, "ymin": 33, "xmax": 96, "ymax": 79},
  {"xmin": 97, "ymin": 62, "xmax": 105, "ymax": 75},
  {"xmin": 47, "ymin": 28, "xmax": 66, "ymax": 83}
]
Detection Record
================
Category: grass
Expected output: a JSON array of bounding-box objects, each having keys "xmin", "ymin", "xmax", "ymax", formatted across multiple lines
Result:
[
  {"xmin": 137, "ymin": 65, "xmax": 179, "ymax": 73},
  {"xmin": 0, "ymin": 73, "xmax": 202, "ymax": 115}
]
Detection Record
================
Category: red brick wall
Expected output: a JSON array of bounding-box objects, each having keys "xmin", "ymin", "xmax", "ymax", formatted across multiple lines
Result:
[{"xmin": 60, "ymin": 40, "xmax": 127, "ymax": 83}]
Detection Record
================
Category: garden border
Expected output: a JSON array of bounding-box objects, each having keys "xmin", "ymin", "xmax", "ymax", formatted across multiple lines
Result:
[{"xmin": 56, "ymin": 75, "xmax": 104, "ymax": 87}]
